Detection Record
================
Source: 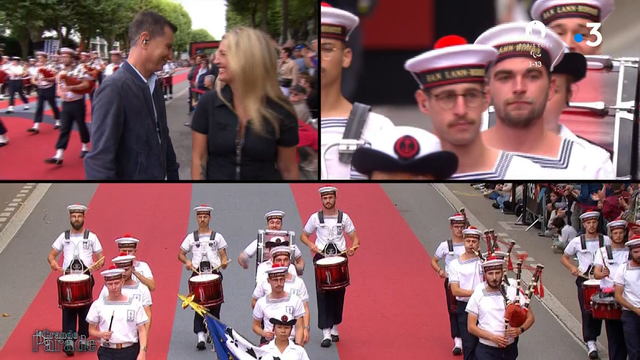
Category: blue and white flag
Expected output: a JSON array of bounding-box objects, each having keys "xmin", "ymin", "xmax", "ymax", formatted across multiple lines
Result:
[{"xmin": 204, "ymin": 314, "xmax": 271, "ymax": 359}]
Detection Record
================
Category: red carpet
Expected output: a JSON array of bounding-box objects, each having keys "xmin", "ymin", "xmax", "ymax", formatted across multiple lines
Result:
[
  {"xmin": 289, "ymin": 184, "xmax": 454, "ymax": 360},
  {"xmin": 0, "ymin": 183, "xmax": 193, "ymax": 359}
]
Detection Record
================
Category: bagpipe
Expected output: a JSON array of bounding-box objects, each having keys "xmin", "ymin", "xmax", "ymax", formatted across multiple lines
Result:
[{"xmin": 0, "ymin": 69, "xmax": 6, "ymax": 84}]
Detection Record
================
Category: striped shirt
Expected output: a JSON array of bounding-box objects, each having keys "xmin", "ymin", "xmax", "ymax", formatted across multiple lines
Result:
[{"xmin": 450, "ymin": 151, "xmax": 546, "ymax": 180}]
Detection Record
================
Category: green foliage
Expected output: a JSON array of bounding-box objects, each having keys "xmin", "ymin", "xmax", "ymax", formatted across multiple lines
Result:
[
  {"xmin": 225, "ymin": 0, "xmax": 315, "ymax": 41},
  {"xmin": 190, "ymin": 29, "xmax": 216, "ymax": 43}
]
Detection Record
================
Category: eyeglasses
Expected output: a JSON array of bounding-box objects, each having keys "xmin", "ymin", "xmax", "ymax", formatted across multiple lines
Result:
[{"xmin": 429, "ymin": 90, "xmax": 486, "ymax": 110}]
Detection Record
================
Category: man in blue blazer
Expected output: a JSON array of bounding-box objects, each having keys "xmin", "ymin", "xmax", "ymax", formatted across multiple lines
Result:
[{"xmin": 85, "ymin": 11, "xmax": 180, "ymax": 180}]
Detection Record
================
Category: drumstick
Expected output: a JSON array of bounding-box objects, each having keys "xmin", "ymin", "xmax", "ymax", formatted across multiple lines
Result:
[
  {"xmin": 192, "ymin": 268, "xmax": 201, "ymax": 276},
  {"xmin": 599, "ymin": 248, "xmax": 610, "ymax": 273},
  {"xmin": 82, "ymin": 256, "xmax": 105, "ymax": 274},
  {"xmin": 108, "ymin": 310, "xmax": 114, "ymax": 331},
  {"xmin": 336, "ymin": 245, "xmax": 360, "ymax": 256},
  {"xmin": 212, "ymin": 260, "xmax": 232, "ymax": 272},
  {"xmin": 576, "ymin": 273, "xmax": 590, "ymax": 280}
]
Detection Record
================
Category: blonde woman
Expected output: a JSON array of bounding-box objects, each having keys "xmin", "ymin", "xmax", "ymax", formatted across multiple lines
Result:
[{"xmin": 191, "ymin": 27, "xmax": 300, "ymax": 180}]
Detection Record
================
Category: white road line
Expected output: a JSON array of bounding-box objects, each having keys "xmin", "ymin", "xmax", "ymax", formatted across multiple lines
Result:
[
  {"xmin": 0, "ymin": 213, "xmax": 10, "ymax": 217},
  {"xmin": 26, "ymin": 183, "xmax": 36, "ymax": 185},
  {"xmin": 0, "ymin": 218, "xmax": 6, "ymax": 223},
  {"xmin": 4, "ymin": 207, "xmax": 15, "ymax": 212},
  {"xmin": 19, "ymin": 189, "xmax": 29, "ymax": 193},
  {"xmin": 526, "ymin": 257, "xmax": 536, "ymax": 262},
  {"xmin": 16, "ymin": 194, "xmax": 25, "ymax": 197},
  {"xmin": 11, "ymin": 198, "xmax": 20, "ymax": 203},
  {"xmin": 497, "ymin": 233, "xmax": 509, "ymax": 237},
  {"xmin": 23, "ymin": 185, "xmax": 33, "ymax": 189},
  {"xmin": 8, "ymin": 203, "xmax": 17, "ymax": 207},
  {"xmin": 0, "ymin": 184, "xmax": 51, "ymax": 254},
  {"xmin": 431, "ymin": 183, "xmax": 609, "ymax": 357}
]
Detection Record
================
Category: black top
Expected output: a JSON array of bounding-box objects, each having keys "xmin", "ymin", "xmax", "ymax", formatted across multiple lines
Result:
[{"xmin": 191, "ymin": 85, "xmax": 299, "ymax": 180}]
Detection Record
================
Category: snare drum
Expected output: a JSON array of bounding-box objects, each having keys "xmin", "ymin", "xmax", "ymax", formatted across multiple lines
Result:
[
  {"xmin": 314, "ymin": 256, "xmax": 350, "ymax": 291},
  {"xmin": 590, "ymin": 293, "xmax": 622, "ymax": 320},
  {"xmin": 581, "ymin": 279, "xmax": 601, "ymax": 313},
  {"xmin": 57, "ymin": 274, "xmax": 92, "ymax": 308},
  {"xmin": 188, "ymin": 274, "xmax": 224, "ymax": 307}
]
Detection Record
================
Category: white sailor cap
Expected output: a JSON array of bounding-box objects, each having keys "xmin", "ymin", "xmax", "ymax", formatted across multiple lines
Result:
[
  {"xmin": 463, "ymin": 226, "xmax": 483, "ymax": 237},
  {"xmin": 91, "ymin": 51, "xmax": 98, "ymax": 54},
  {"xmin": 270, "ymin": 246, "xmax": 292, "ymax": 257},
  {"xmin": 59, "ymin": 48, "xmax": 76, "ymax": 55},
  {"xmin": 449, "ymin": 213, "xmax": 466, "ymax": 223},
  {"xmin": 266, "ymin": 236, "xmax": 289, "ymax": 247},
  {"xmin": 318, "ymin": 186, "xmax": 338, "ymax": 195},
  {"xmin": 67, "ymin": 203, "xmax": 87, "ymax": 213},
  {"xmin": 101, "ymin": 265, "xmax": 125, "ymax": 281},
  {"xmin": 580, "ymin": 211, "xmax": 600, "ymax": 221},
  {"xmin": 626, "ymin": 235, "xmax": 640, "ymax": 249},
  {"xmin": 483, "ymin": 256, "xmax": 505, "ymax": 271},
  {"xmin": 404, "ymin": 35, "xmax": 498, "ymax": 90},
  {"xmin": 351, "ymin": 126, "xmax": 458, "ymax": 179},
  {"xmin": 265, "ymin": 210, "xmax": 285, "ymax": 221},
  {"xmin": 194, "ymin": 204, "xmax": 213, "ymax": 213},
  {"xmin": 321, "ymin": 2, "xmax": 359, "ymax": 42},
  {"xmin": 115, "ymin": 233, "xmax": 140, "ymax": 248},
  {"xmin": 11, "ymin": 56, "xmax": 20, "ymax": 61},
  {"xmin": 109, "ymin": 50, "xmax": 121, "ymax": 55},
  {"xmin": 491, "ymin": 251, "xmax": 509, "ymax": 259},
  {"xmin": 475, "ymin": 22, "xmax": 565, "ymax": 72},
  {"xmin": 265, "ymin": 263, "xmax": 289, "ymax": 276},
  {"xmin": 112, "ymin": 253, "xmax": 136, "ymax": 268},
  {"xmin": 607, "ymin": 219, "xmax": 627, "ymax": 229},
  {"xmin": 531, "ymin": 0, "xmax": 615, "ymax": 25},
  {"xmin": 80, "ymin": 52, "xmax": 89, "ymax": 56},
  {"xmin": 35, "ymin": 51, "xmax": 48, "ymax": 57}
]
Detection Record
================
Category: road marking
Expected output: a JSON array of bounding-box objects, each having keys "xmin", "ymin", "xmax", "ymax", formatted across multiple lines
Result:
[
  {"xmin": 4, "ymin": 207, "xmax": 15, "ymax": 212},
  {"xmin": 0, "ymin": 213, "xmax": 10, "ymax": 217},
  {"xmin": 8, "ymin": 203, "xmax": 17, "ymax": 207},
  {"xmin": 497, "ymin": 232, "xmax": 509, "ymax": 237},
  {"xmin": 19, "ymin": 189, "xmax": 29, "ymax": 193},
  {"xmin": 0, "ymin": 184, "xmax": 51, "ymax": 254},
  {"xmin": 165, "ymin": 87, "xmax": 191, "ymax": 107},
  {"xmin": 526, "ymin": 257, "xmax": 536, "ymax": 262},
  {"xmin": 431, "ymin": 183, "xmax": 608, "ymax": 357},
  {"xmin": 16, "ymin": 194, "xmax": 25, "ymax": 197},
  {"xmin": 0, "ymin": 218, "xmax": 6, "ymax": 222},
  {"xmin": 11, "ymin": 198, "xmax": 20, "ymax": 203}
]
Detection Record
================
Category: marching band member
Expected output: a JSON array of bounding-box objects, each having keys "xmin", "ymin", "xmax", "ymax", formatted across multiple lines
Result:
[
  {"xmin": 45, "ymin": 47, "xmax": 92, "ymax": 165},
  {"xmin": 448, "ymin": 226, "xmax": 484, "ymax": 360},
  {"xmin": 178, "ymin": 204, "xmax": 229, "ymax": 350},
  {"xmin": 350, "ymin": 126, "xmax": 459, "ymax": 180},
  {"xmin": 161, "ymin": 61, "xmax": 176, "ymax": 100},
  {"xmin": 47, "ymin": 204, "xmax": 105, "ymax": 356},
  {"xmin": 29, "ymin": 51, "xmax": 61, "ymax": 133},
  {"xmin": 252, "ymin": 246, "xmax": 311, "ymax": 345},
  {"xmin": 404, "ymin": 36, "xmax": 546, "ymax": 180},
  {"xmin": 238, "ymin": 210, "xmax": 305, "ymax": 274},
  {"xmin": 613, "ymin": 236, "xmax": 640, "ymax": 360},
  {"xmin": 593, "ymin": 219, "xmax": 628, "ymax": 360},
  {"xmin": 26, "ymin": 57, "xmax": 37, "ymax": 95},
  {"xmin": 300, "ymin": 186, "xmax": 359, "ymax": 347},
  {"xmin": 91, "ymin": 51, "xmax": 105, "ymax": 82},
  {"xmin": 0, "ymin": 47, "xmax": 8, "ymax": 146},
  {"xmin": 115, "ymin": 234, "xmax": 155, "ymax": 291},
  {"xmin": 466, "ymin": 257, "xmax": 534, "ymax": 360},
  {"xmin": 474, "ymin": 23, "xmax": 615, "ymax": 179},
  {"xmin": 255, "ymin": 237, "xmax": 299, "ymax": 283},
  {"xmin": 562, "ymin": 211, "xmax": 612, "ymax": 359},
  {"xmin": 320, "ymin": 2, "xmax": 394, "ymax": 180},
  {"xmin": 103, "ymin": 50, "xmax": 122, "ymax": 78},
  {"xmin": 5, "ymin": 56, "xmax": 30, "ymax": 114},
  {"xmin": 252, "ymin": 264, "xmax": 306, "ymax": 345},
  {"xmin": 431, "ymin": 213, "xmax": 468, "ymax": 355},
  {"xmin": 87, "ymin": 266, "xmax": 148, "ymax": 360},
  {"xmin": 98, "ymin": 254, "xmax": 153, "ymax": 339},
  {"xmin": 262, "ymin": 313, "xmax": 311, "ymax": 360}
]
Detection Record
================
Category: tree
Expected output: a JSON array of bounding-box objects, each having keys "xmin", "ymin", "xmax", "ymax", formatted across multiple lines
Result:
[{"xmin": 190, "ymin": 29, "xmax": 216, "ymax": 43}]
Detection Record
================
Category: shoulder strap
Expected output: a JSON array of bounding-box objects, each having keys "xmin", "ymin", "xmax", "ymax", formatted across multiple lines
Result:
[
  {"xmin": 605, "ymin": 245, "xmax": 613, "ymax": 260},
  {"xmin": 210, "ymin": 231, "xmax": 217, "ymax": 241},
  {"xmin": 447, "ymin": 239, "xmax": 453, "ymax": 252},
  {"xmin": 65, "ymin": 230, "xmax": 70, "ymax": 240},
  {"xmin": 317, "ymin": 211, "xmax": 324, "ymax": 224},
  {"xmin": 580, "ymin": 234, "xmax": 586, "ymax": 250},
  {"xmin": 337, "ymin": 210, "xmax": 344, "ymax": 224},
  {"xmin": 83, "ymin": 229, "xmax": 89, "ymax": 239},
  {"xmin": 599, "ymin": 234, "xmax": 604, "ymax": 248},
  {"xmin": 193, "ymin": 231, "xmax": 199, "ymax": 242},
  {"xmin": 338, "ymin": 102, "xmax": 371, "ymax": 164}
]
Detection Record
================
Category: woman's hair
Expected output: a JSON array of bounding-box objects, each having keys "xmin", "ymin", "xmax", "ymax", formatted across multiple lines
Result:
[{"xmin": 216, "ymin": 26, "xmax": 296, "ymax": 138}]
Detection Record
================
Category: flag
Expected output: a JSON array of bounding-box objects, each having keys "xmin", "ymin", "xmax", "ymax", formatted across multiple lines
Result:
[{"xmin": 204, "ymin": 314, "xmax": 271, "ymax": 360}]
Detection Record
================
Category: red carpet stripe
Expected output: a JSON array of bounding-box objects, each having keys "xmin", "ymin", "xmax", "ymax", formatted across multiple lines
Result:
[
  {"xmin": 0, "ymin": 183, "xmax": 192, "ymax": 359},
  {"xmin": 289, "ymin": 183, "xmax": 454, "ymax": 360}
]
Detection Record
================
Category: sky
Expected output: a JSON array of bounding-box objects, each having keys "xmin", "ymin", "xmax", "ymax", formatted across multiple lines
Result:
[{"xmin": 172, "ymin": 0, "xmax": 228, "ymax": 40}]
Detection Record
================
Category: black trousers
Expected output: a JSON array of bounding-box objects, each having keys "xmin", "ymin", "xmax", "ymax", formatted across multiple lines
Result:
[
  {"xmin": 61, "ymin": 274, "xmax": 94, "ymax": 338},
  {"xmin": 313, "ymin": 253, "xmax": 346, "ymax": 330},
  {"xmin": 191, "ymin": 270, "xmax": 222, "ymax": 334},
  {"xmin": 34, "ymin": 86, "xmax": 60, "ymax": 123},
  {"xmin": 605, "ymin": 319, "xmax": 628, "ymax": 360},
  {"xmin": 8, "ymin": 79, "xmax": 28, "ymax": 106},
  {"xmin": 163, "ymin": 77, "xmax": 173, "ymax": 96},
  {"xmin": 456, "ymin": 301, "xmax": 479, "ymax": 360},
  {"xmin": 444, "ymin": 278, "xmax": 460, "ymax": 339},
  {"xmin": 576, "ymin": 277, "xmax": 602, "ymax": 342},
  {"xmin": 0, "ymin": 118, "xmax": 6, "ymax": 135},
  {"xmin": 188, "ymin": 85, "xmax": 194, "ymax": 113},
  {"xmin": 56, "ymin": 98, "xmax": 90, "ymax": 150},
  {"xmin": 97, "ymin": 342, "xmax": 140, "ymax": 360},
  {"xmin": 0, "ymin": 83, "xmax": 7, "ymax": 95},
  {"xmin": 475, "ymin": 339, "xmax": 519, "ymax": 360},
  {"xmin": 622, "ymin": 311, "xmax": 640, "ymax": 360}
]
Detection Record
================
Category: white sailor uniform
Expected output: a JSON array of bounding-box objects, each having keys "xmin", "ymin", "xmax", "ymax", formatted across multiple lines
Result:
[
  {"xmin": 613, "ymin": 238, "xmax": 640, "ymax": 359},
  {"xmin": 253, "ymin": 293, "xmax": 306, "ymax": 342},
  {"xmin": 262, "ymin": 339, "xmax": 311, "ymax": 360},
  {"xmin": 253, "ymin": 274, "xmax": 310, "ymax": 302}
]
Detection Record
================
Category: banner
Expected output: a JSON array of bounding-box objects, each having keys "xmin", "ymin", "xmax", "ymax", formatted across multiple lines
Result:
[{"xmin": 204, "ymin": 314, "xmax": 270, "ymax": 360}]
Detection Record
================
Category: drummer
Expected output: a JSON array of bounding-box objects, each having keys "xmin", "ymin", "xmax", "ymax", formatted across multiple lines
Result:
[
  {"xmin": 98, "ymin": 254, "xmax": 152, "ymax": 340},
  {"xmin": 262, "ymin": 313, "xmax": 311, "ymax": 360},
  {"xmin": 47, "ymin": 203, "xmax": 105, "ymax": 356},
  {"xmin": 255, "ymin": 237, "xmax": 299, "ymax": 284},
  {"xmin": 115, "ymin": 233, "xmax": 155, "ymax": 291},
  {"xmin": 530, "ymin": 0, "xmax": 615, "ymax": 56},
  {"xmin": 252, "ymin": 264, "xmax": 306, "ymax": 345},
  {"xmin": 238, "ymin": 210, "xmax": 305, "ymax": 274},
  {"xmin": 593, "ymin": 219, "xmax": 628, "ymax": 360},
  {"xmin": 252, "ymin": 246, "xmax": 310, "ymax": 345},
  {"xmin": 613, "ymin": 236, "xmax": 640, "ymax": 360},
  {"xmin": 561, "ymin": 211, "xmax": 612, "ymax": 359},
  {"xmin": 178, "ymin": 204, "xmax": 229, "ymax": 350},
  {"xmin": 86, "ymin": 266, "xmax": 149, "ymax": 360}
]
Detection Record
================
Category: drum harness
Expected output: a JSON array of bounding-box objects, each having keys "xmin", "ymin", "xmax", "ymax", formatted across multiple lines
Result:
[
  {"xmin": 63, "ymin": 229, "xmax": 91, "ymax": 275},
  {"xmin": 192, "ymin": 230, "xmax": 217, "ymax": 274},
  {"xmin": 317, "ymin": 210, "xmax": 344, "ymax": 257},
  {"xmin": 580, "ymin": 233, "xmax": 605, "ymax": 277}
]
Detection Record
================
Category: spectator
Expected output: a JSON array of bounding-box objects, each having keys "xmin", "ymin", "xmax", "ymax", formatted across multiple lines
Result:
[
  {"xmin": 551, "ymin": 217, "xmax": 577, "ymax": 252},
  {"xmin": 289, "ymin": 84, "xmax": 310, "ymax": 122},
  {"xmin": 593, "ymin": 183, "xmax": 629, "ymax": 222},
  {"xmin": 491, "ymin": 183, "xmax": 512, "ymax": 211},
  {"xmin": 278, "ymin": 47, "xmax": 297, "ymax": 96}
]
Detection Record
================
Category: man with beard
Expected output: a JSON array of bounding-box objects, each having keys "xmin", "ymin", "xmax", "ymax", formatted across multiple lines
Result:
[
  {"xmin": 47, "ymin": 204, "xmax": 105, "ymax": 356},
  {"xmin": 562, "ymin": 211, "xmax": 612, "ymax": 359},
  {"xmin": 431, "ymin": 213, "xmax": 469, "ymax": 355},
  {"xmin": 613, "ymin": 236, "xmax": 640, "ymax": 360},
  {"xmin": 320, "ymin": 3, "xmax": 394, "ymax": 180},
  {"xmin": 404, "ymin": 35, "xmax": 545, "ymax": 180},
  {"xmin": 448, "ymin": 226, "xmax": 485, "ymax": 360},
  {"xmin": 466, "ymin": 257, "xmax": 534, "ymax": 360},
  {"xmin": 300, "ymin": 186, "xmax": 359, "ymax": 347},
  {"xmin": 474, "ymin": 22, "xmax": 615, "ymax": 179},
  {"xmin": 593, "ymin": 220, "xmax": 629, "ymax": 360},
  {"xmin": 178, "ymin": 204, "xmax": 229, "ymax": 350}
]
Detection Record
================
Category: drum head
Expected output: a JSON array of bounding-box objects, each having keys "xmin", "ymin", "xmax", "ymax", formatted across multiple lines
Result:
[
  {"xmin": 583, "ymin": 279, "xmax": 601, "ymax": 286},
  {"xmin": 317, "ymin": 257, "xmax": 346, "ymax": 265},
  {"xmin": 190, "ymin": 274, "xmax": 220, "ymax": 282},
  {"xmin": 60, "ymin": 274, "xmax": 89, "ymax": 282},
  {"xmin": 591, "ymin": 292, "xmax": 616, "ymax": 303}
]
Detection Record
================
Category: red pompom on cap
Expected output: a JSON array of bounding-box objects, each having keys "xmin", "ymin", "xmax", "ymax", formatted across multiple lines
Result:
[
  {"xmin": 321, "ymin": 2, "xmax": 332, "ymax": 7},
  {"xmin": 119, "ymin": 252, "xmax": 128, "ymax": 257},
  {"xmin": 108, "ymin": 264, "xmax": 117, "ymax": 270},
  {"xmin": 123, "ymin": 233, "xmax": 131, "ymax": 237},
  {"xmin": 434, "ymin": 35, "xmax": 468, "ymax": 49}
]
